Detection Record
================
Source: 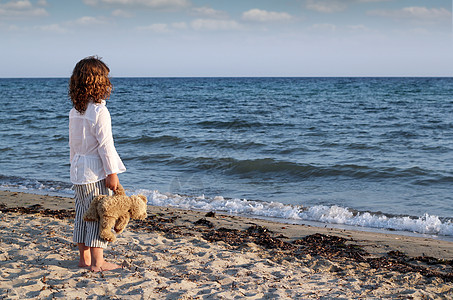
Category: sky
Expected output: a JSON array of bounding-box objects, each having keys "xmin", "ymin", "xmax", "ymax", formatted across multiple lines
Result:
[{"xmin": 0, "ymin": 0, "xmax": 452, "ymax": 77}]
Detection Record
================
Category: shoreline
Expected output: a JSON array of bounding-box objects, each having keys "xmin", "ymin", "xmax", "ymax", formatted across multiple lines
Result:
[
  {"xmin": 0, "ymin": 190, "xmax": 453, "ymax": 298},
  {"xmin": 1, "ymin": 190, "xmax": 453, "ymax": 258},
  {"xmin": 1, "ymin": 187, "xmax": 453, "ymax": 241}
]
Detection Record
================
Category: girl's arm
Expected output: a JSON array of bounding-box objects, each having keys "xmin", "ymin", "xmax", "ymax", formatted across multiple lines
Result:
[{"xmin": 93, "ymin": 105, "xmax": 126, "ymax": 186}]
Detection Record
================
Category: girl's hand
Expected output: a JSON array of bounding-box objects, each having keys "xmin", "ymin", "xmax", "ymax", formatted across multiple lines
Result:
[{"xmin": 106, "ymin": 173, "xmax": 119, "ymax": 191}]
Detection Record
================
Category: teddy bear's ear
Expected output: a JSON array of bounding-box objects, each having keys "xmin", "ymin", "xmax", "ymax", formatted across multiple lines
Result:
[{"xmin": 139, "ymin": 195, "xmax": 147, "ymax": 203}]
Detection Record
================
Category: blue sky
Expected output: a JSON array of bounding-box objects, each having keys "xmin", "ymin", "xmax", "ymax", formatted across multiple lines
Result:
[{"xmin": 0, "ymin": 0, "xmax": 452, "ymax": 77}]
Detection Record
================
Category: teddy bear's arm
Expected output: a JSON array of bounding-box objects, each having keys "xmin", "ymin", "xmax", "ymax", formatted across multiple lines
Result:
[
  {"xmin": 114, "ymin": 215, "xmax": 130, "ymax": 234},
  {"xmin": 99, "ymin": 216, "xmax": 117, "ymax": 242}
]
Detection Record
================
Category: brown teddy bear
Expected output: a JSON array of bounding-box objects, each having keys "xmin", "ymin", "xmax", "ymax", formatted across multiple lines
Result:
[{"xmin": 83, "ymin": 184, "xmax": 147, "ymax": 242}]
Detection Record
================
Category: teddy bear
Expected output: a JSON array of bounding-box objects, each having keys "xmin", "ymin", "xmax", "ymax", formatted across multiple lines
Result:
[{"xmin": 83, "ymin": 184, "xmax": 148, "ymax": 242}]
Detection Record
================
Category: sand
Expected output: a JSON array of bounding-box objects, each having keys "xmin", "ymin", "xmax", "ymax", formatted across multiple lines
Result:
[{"xmin": 0, "ymin": 190, "xmax": 452, "ymax": 299}]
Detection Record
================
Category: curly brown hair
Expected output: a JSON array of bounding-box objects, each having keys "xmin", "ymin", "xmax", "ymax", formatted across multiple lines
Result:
[{"xmin": 69, "ymin": 56, "xmax": 113, "ymax": 114}]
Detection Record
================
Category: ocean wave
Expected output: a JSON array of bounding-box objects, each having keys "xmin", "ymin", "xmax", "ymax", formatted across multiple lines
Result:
[
  {"xmin": 195, "ymin": 139, "xmax": 265, "ymax": 150},
  {"xmin": 299, "ymin": 205, "xmax": 453, "ymax": 236},
  {"xmin": 195, "ymin": 120, "xmax": 264, "ymax": 129},
  {"xmin": 132, "ymin": 189, "xmax": 453, "ymax": 237},
  {"xmin": 1, "ymin": 175, "xmax": 452, "ymax": 238},
  {"xmin": 118, "ymin": 135, "xmax": 183, "ymax": 145},
  {"xmin": 165, "ymin": 156, "xmax": 440, "ymax": 181},
  {"xmin": 0, "ymin": 175, "xmax": 73, "ymax": 195}
]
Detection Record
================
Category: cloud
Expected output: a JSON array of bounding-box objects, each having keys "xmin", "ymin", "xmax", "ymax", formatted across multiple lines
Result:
[
  {"xmin": 309, "ymin": 23, "xmax": 337, "ymax": 32},
  {"xmin": 171, "ymin": 22, "xmax": 188, "ymax": 30},
  {"xmin": 191, "ymin": 6, "xmax": 228, "ymax": 19},
  {"xmin": 136, "ymin": 23, "xmax": 171, "ymax": 33},
  {"xmin": 190, "ymin": 19, "xmax": 242, "ymax": 31},
  {"xmin": 2, "ymin": 24, "xmax": 20, "ymax": 31},
  {"xmin": 347, "ymin": 24, "xmax": 370, "ymax": 32},
  {"xmin": 84, "ymin": 0, "xmax": 190, "ymax": 9},
  {"xmin": 34, "ymin": 23, "xmax": 66, "ymax": 34},
  {"xmin": 0, "ymin": 0, "xmax": 48, "ymax": 17},
  {"xmin": 305, "ymin": 0, "xmax": 394, "ymax": 13},
  {"xmin": 356, "ymin": 0, "xmax": 392, "ymax": 2},
  {"xmin": 27, "ymin": 16, "xmax": 110, "ymax": 33},
  {"xmin": 136, "ymin": 19, "xmax": 242, "ymax": 33},
  {"xmin": 0, "ymin": 22, "xmax": 67, "ymax": 33},
  {"xmin": 74, "ymin": 16, "xmax": 108, "ymax": 26},
  {"xmin": 83, "ymin": 0, "xmax": 98, "ymax": 5},
  {"xmin": 305, "ymin": 0, "xmax": 347, "ymax": 13},
  {"xmin": 112, "ymin": 9, "xmax": 133, "ymax": 17},
  {"xmin": 135, "ymin": 21, "xmax": 189, "ymax": 33},
  {"xmin": 241, "ymin": 9, "xmax": 293, "ymax": 22},
  {"xmin": 2, "ymin": 0, "xmax": 32, "ymax": 9},
  {"xmin": 368, "ymin": 6, "xmax": 452, "ymax": 21}
]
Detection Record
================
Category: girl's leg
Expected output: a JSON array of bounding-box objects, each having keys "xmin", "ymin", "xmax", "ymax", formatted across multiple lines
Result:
[
  {"xmin": 78, "ymin": 243, "xmax": 91, "ymax": 268},
  {"xmin": 90, "ymin": 247, "xmax": 121, "ymax": 272},
  {"xmin": 74, "ymin": 180, "xmax": 119, "ymax": 272},
  {"xmin": 74, "ymin": 184, "xmax": 91, "ymax": 268}
]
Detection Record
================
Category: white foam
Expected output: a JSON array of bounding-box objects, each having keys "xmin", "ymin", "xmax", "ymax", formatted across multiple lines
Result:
[
  {"xmin": 131, "ymin": 189, "xmax": 453, "ymax": 237},
  {"xmin": 0, "ymin": 182, "xmax": 74, "ymax": 196},
  {"xmin": 299, "ymin": 205, "xmax": 453, "ymax": 236},
  {"xmin": 3, "ymin": 181, "xmax": 452, "ymax": 238}
]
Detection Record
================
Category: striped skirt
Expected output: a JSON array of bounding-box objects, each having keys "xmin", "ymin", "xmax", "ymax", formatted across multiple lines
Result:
[{"xmin": 73, "ymin": 180, "xmax": 113, "ymax": 248}]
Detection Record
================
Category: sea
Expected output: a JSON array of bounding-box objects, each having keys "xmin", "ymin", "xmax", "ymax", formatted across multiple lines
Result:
[{"xmin": 1, "ymin": 77, "xmax": 453, "ymax": 240}]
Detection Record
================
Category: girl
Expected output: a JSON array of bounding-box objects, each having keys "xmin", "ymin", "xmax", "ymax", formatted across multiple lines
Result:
[{"xmin": 69, "ymin": 56, "xmax": 126, "ymax": 272}]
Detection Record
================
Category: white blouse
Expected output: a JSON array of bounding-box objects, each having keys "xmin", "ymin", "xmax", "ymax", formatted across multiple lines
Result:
[{"xmin": 69, "ymin": 100, "xmax": 126, "ymax": 184}]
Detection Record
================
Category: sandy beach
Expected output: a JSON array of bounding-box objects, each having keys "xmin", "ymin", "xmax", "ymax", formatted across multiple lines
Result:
[{"xmin": 0, "ymin": 190, "xmax": 452, "ymax": 299}]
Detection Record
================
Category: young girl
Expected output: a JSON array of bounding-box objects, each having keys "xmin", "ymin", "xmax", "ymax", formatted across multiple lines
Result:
[{"xmin": 69, "ymin": 56, "xmax": 126, "ymax": 272}]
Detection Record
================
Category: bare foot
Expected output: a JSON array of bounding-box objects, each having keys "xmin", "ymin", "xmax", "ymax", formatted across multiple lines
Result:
[
  {"xmin": 90, "ymin": 261, "xmax": 121, "ymax": 272},
  {"xmin": 78, "ymin": 259, "xmax": 91, "ymax": 269},
  {"xmin": 78, "ymin": 263, "xmax": 91, "ymax": 269}
]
